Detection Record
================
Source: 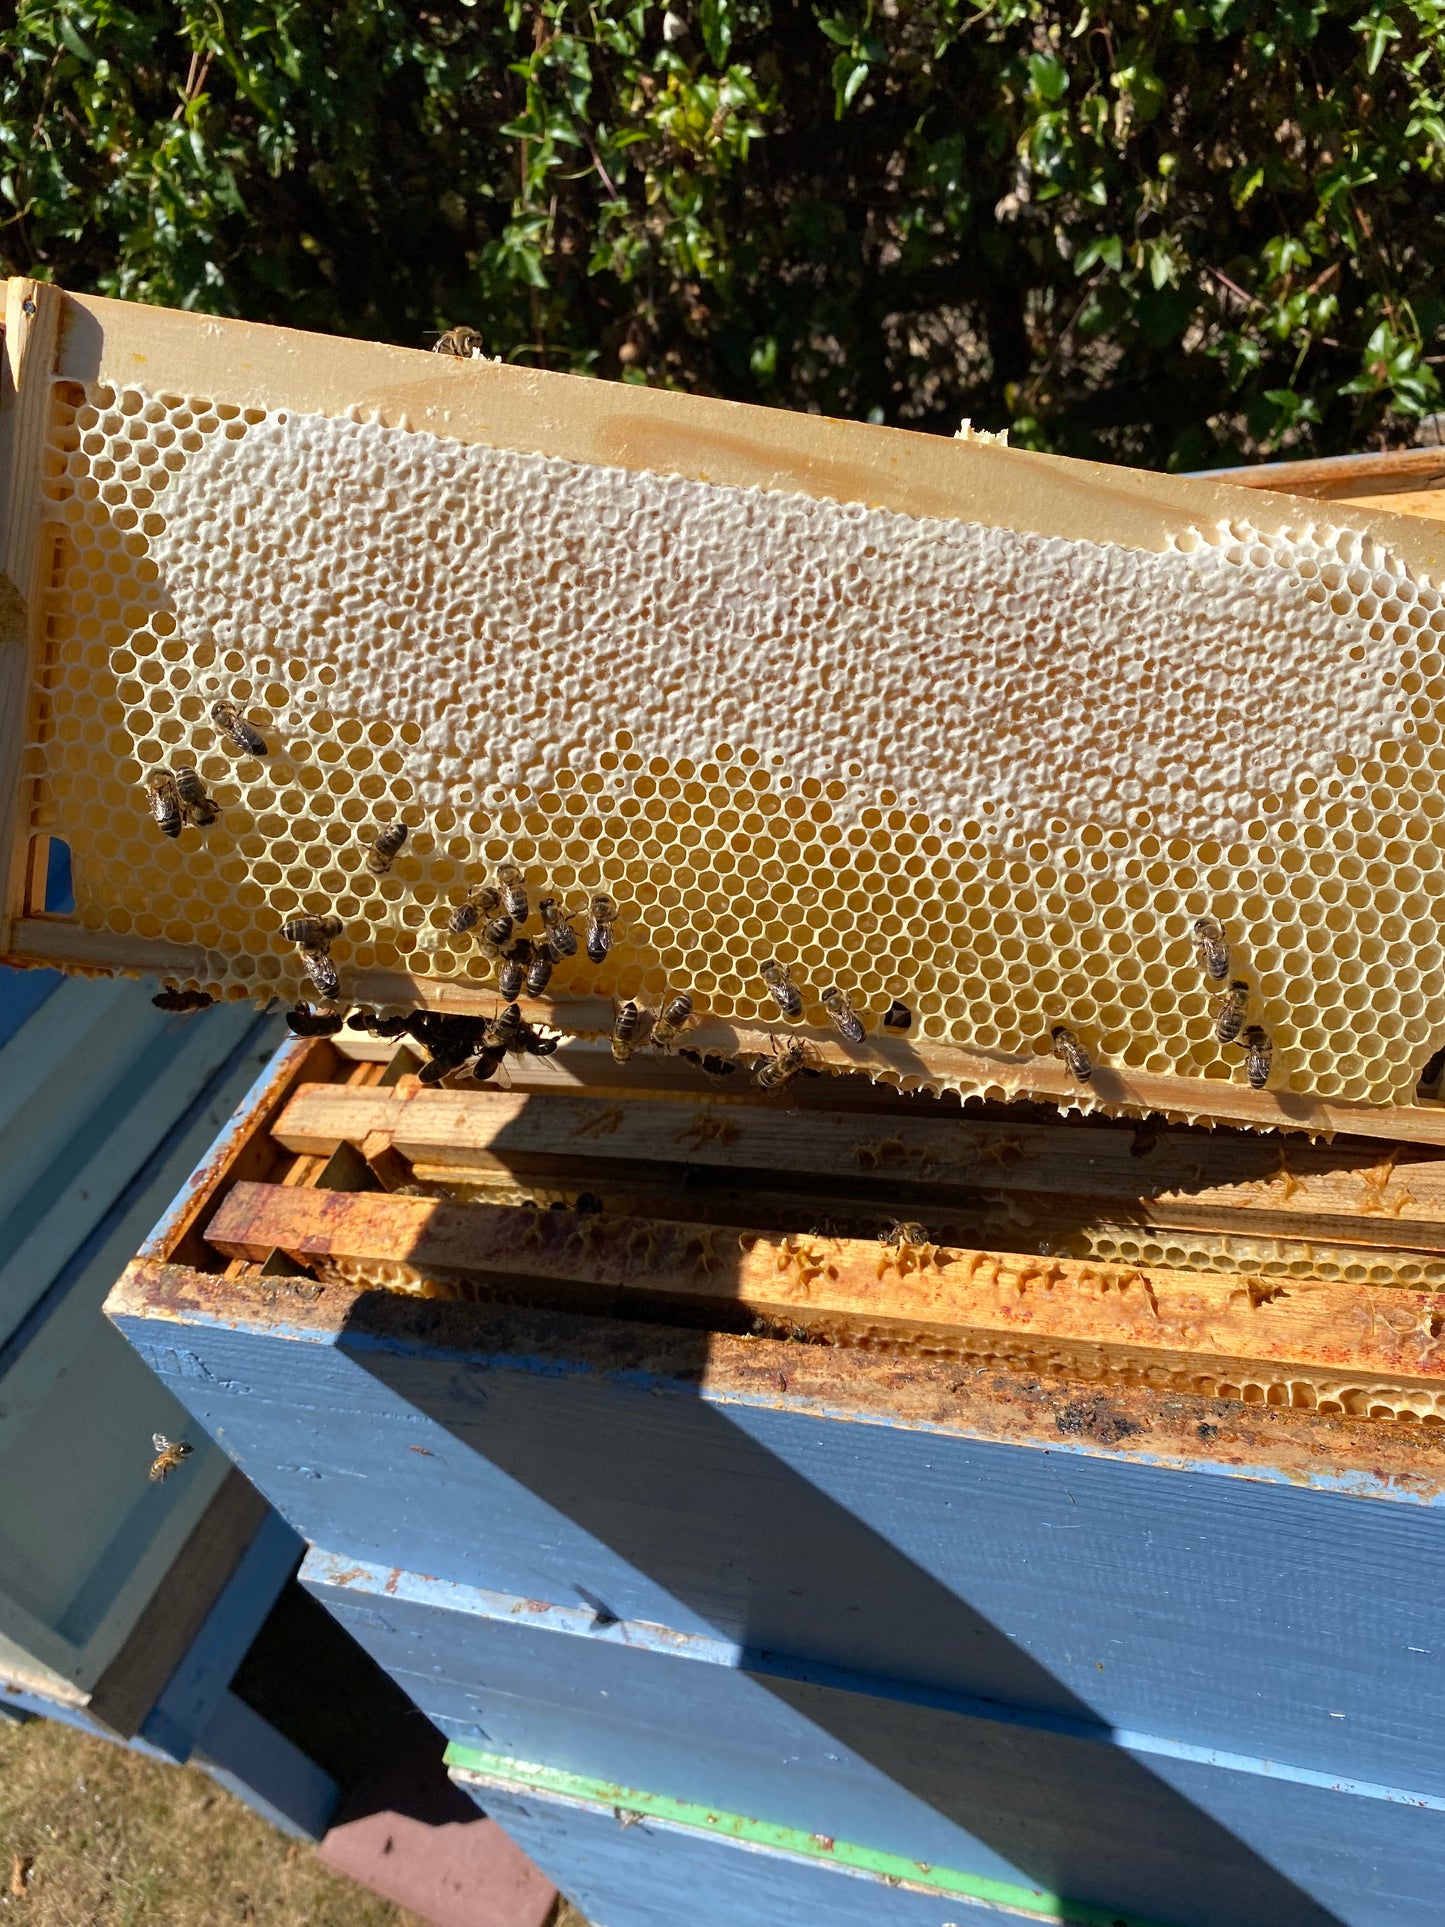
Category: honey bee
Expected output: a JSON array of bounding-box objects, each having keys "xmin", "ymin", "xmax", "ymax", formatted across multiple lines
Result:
[
  {"xmin": 753, "ymin": 1034, "xmax": 816, "ymax": 1093},
  {"xmin": 1241, "ymin": 1024, "xmax": 1273, "ymax": 1090},
  {"xmin": 491, "ymin": 863, "xmax": 527, "ymax": 923},
  {"xmin": 882, "ymin": 999, "xmax": 912, "ymax": 1031},
  {"xmin": 285, "ymin": 1004, "xmax": 345, "ymax": 1037},
  {"xmin": 145, "ymin": 770, "xmax": 182, "ymax": 839},
  {"xmin": 821, "ymin": 986, "xmax": 864, "ymax": 1044},
  {"xmin": 433, "ymin": 325, "xmax": 486, "ymax": 358},
  {"xmin": 519, "ymin": 1022, "xmax": 560, "ymax": 1057},
  {"xmin": 300, "ymin": 946, "xmax": 340, "ymax": 999},
  {"xmin": 497, "ymin": 941, "xmax": 531, "ymax": 1001},
  {"xmin": 1050, "ymin": 1024, "xmax": 1094, "ymax": 1083},
  {"xmin": 449, "ymin": 884, "xmax": 502, "ymax": 938},
  {"xmin": 149, "ymin": 1432, "xmax": 194, "ymax": 1483},
  {"xmin": 651, "ymin": 992, "xmax": 693, "ymax": 1051},
  {"xmin": 539, "ymin": 898, "xmax": 579, "ymax": 957},
  {"xmin": 680, "ymin": 1047, "xmax": 737, "ymax": 1079},
  {"xmin": 1213, "ymin": 979, "xmax": 1249, "ymax": 1045},
  {"xmin": 759, "ymin": 959, "xmax": 802, "ymax": 1019},
  {"xmin": 171, "ymin": 764, "xmax": 220, "ymax": 827},
  {"xmin": 880, "ymin": 1221, "xmax": 930, "ymax": 1249},
  {"xmin": 486, "ymin": 1002, "xmax": 526, "ymax": 1051},
  {"xmin": 417, "ymin": 1055, "xmax": 462, "ymax": 1087},
  {"xmin": 281, "ymin": 914, "xmax": 343, "ymax": 946},
  {"xmin": 350, "ymin": 1010, "xmax": 410, "ymax": 1039},
  {"xmin": 151, "ymin": 986, "xmax": 214, "ymax": 1012},
  {"xmin": 210, "ymin": 699, "xmax": 269, "ymax": 757},
  {"xmin": 611, "ymin": 998, "xmax": 644, "ymax": 1063},
  {"xmin": 525, "ymin": 945, "xmax": 555, "ymax": 997},
  {"xmin": 585, "ymin": 894, "xmax": 619, "ymax": 965},
  {"xmin": 366, "ymin": 822, "xmax": 408, "ymax": 875},
  {"xmin": 1193, "ymin": 915, "xmax": 1229, "ymax": 981}
]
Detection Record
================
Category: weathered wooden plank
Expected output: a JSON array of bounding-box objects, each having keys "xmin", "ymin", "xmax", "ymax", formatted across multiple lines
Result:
[
  {"xmin": 82, "ymin": 1470, "xmax": 268, "ymax": 1740},
  {"xmin": 104, "ymin": 1271, "xmax": 1445, "ymax": 1798},
  {"xmin": 0, "ymin": 998, "xmax": 259, "ymax": 1349},
  {"xmin": 454, "ymin": 1748, "xmax": 1445, "ymax": 1927},
  {"xmin": 0, "ymin": 278, "xmax": 63, "ymax": 951},
  {"xmin": 266, "ymin": 989, "xmax": 1445, "ymax": 1146},
  {"xmin": 270, "ymin": 1081, "xmax": 1445, "ymax": 1249},
  {"xmin": 308, "ymin": 1554, "xmax": 1445, "ymax": 1927},
  {"xmin": 202, "ymin": 1183, "xmax": 1445, "ymax": 1416}
]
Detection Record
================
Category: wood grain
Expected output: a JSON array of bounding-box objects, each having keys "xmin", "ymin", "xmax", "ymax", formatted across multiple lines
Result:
[
  {"xmin": 0, "ymin": 278, "xmax": 63, "ymax": 950},
  {"xmin": 268, "ymin": 1081, "xmax": 1445, "ymax": 1247},
  {"xmin": 201, "ymin": 1181, "xmax": 1445, "ymax": 1412}
]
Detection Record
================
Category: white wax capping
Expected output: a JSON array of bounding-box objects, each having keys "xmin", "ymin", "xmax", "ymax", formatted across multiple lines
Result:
[{"xmin": 148, "ymin": 411, "xmax": 1417, "ymax": 839}]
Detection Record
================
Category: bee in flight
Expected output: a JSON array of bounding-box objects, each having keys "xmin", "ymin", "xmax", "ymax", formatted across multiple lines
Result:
[
  {"xmin": 1240, "ymin": 1024, "xmax": 1273, "ymax": 1089},
  {"xmin": 366, "ymin": 822, "xmax": 408, "ymax": 875},
  {"xmin": 210, "ymin": 699, "xmax": 268, "ymax": 757},
  {"xmin": 821, "ymin": 986, "xmax": 864, "ymax": 1044},
  {"xmin": 1050, "ymin": 1025, "xmax": 1094, "ymax": 1083},
  {"xmin": 433, "ymin": 325, "xmax": 487, "ymax": 358},
  {"xmin": 1193, "ymin": 915, "xmax": 1229, "ymax": 981},
  {"xmin": 149, "ymin": 1433, "xmax": 194, "ymax": 1483},
  {"xmin": 759, "ymin": 959, "xmax": 802, "ymax": 1020},
  {"xmin": 145, "ymin": 770, "xmax": 182, "ymax": 839},
  {"xmin": 1213, "ymin": 979, "xmax": 1249, "ymax": 1045},
  {"xmin": 651, "ymin": 992, "xmax": 693, "ymax": 1051},
  {"xmin": 585, "ymin": 894, "xmax": 620, "ymax": 965}
]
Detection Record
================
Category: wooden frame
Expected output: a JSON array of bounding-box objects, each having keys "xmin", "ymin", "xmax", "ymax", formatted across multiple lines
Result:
[
  {"xmin": 100, "ymin": 1020, "xmax": 1445, "ymax": 1435},
  {"xmin": 8, "ymin": 280, "xmax": 1445, "ymax": 1141}
]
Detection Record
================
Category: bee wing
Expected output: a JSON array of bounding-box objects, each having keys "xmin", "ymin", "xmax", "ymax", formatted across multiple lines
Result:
[{"xmin": 152, "ymin": 1432, "xmax": 171, "ymax": 1451}]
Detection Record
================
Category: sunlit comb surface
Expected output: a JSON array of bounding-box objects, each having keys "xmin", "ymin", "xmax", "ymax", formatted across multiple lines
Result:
[{"xmin": 29, "ymin": 379, "xmax": 1445, "ymax": 1106}]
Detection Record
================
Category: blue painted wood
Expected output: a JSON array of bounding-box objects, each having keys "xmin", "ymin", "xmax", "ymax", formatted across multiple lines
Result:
[
  {"xmin": 454, "ymin": 1774, "xmax": 1015, "ymax": 1927},
  {"xmin": 305, "ymin": 1551, "xmax": 1445, "ymax": 1927},
  {"xmin": 141, "ymin": 1509, "xmax": 303, "ymax": 1762},
  {"xmin": 192, "ymin": 1690, "xmax": 338, "ymax": 1841},
  {"xmin": 113, "ymin": 1300, "xmax": 1445, "ymax": 1804},
  {"xmin": 0, "ymin": 963, "xmax": 60, "ymax": 1052}
]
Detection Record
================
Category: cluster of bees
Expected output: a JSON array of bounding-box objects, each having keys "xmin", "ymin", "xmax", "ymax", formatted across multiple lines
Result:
[
  {"xmin": 1049, "ymin": 914, "xmax": 1272, "ymax": 1089},
  {"xmin": 144, "ymin": 700, "xmax": 1277, "ymax": 1095}
]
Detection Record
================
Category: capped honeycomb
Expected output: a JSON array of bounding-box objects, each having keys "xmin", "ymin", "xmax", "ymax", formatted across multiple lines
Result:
[{"xmin": 20, "ymin": 373, "xmax": 1445, "ymax": 1108}]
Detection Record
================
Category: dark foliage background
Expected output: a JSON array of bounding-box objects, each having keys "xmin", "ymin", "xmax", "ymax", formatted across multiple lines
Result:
[{"xmin": 3, "ymin": 0, "xmax": 1444, "ymax": 468}]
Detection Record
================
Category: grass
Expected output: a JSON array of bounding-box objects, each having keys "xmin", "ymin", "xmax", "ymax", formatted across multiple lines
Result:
[{"xmin": 0, "ymin": 1715, "xmax": 589, "ymax": 1927}]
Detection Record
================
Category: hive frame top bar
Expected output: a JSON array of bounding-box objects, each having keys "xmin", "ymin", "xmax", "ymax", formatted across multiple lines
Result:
[
  {"xmin": 7, "ymin": 277, "xmax": 1445, "ymax": 1145},
  {"xmin": 21, "ymin": 280, "xmax": 1445, "ymax": 576}
]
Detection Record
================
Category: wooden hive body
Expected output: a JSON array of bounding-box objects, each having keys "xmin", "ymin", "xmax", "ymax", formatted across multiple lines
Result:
[{"xmin": 105, "ymin": 1022, "xmax": 1445, "ymax": 1923}]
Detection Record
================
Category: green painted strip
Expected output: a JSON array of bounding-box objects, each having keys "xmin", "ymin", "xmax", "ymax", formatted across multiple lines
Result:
[{"xmin": 444, "ymin": 1742, "xmax": 1171, "ymax": 1927}]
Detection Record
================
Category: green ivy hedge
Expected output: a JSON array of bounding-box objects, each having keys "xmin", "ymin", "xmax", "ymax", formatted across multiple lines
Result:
[{"xmin": 3, "ymin": 0, "xmax": 1443, "ymax": 467}]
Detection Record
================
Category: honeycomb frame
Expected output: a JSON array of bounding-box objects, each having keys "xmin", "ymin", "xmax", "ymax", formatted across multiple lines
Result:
[{"xmin": 7, "ymin": 278, "xmax": 1445, "ymax": 1139}]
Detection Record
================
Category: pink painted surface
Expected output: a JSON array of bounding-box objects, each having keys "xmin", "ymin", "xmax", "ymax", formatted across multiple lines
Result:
[{"xmin": 318, "ymin": 1714, "xmax": 559, "ymax": 1927}]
